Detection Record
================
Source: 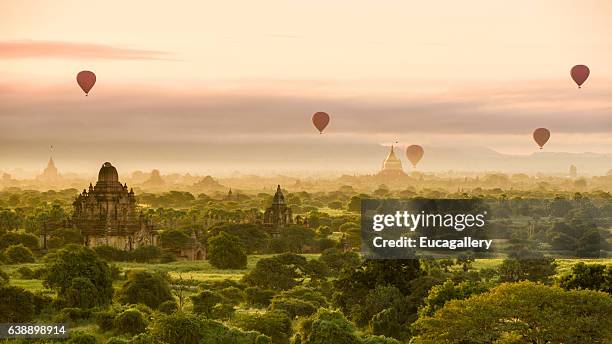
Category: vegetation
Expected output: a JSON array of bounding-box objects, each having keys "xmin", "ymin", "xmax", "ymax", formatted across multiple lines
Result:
[
  {"xmin": 116, "ymin": 271, "xmax": 173, "ymax": 309},
  {"xmin": 0, "ymin": 182, "xmax": 610, "ymax": 342},
  {"xmin": 208, "ymin": 231, "xmax": 248, "ymax": 269}
]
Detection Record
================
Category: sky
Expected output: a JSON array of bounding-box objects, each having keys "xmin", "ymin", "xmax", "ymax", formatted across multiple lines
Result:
[{"xmin": 0, "ymin": 1, "xmax": 611, "ymax": 175}]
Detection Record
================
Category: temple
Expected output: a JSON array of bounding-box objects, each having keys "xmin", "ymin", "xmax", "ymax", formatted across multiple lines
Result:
[
  {"xmin": 264, "ymin": 185, "xmax": 294, "ymax": 236},
  {"xmin": 72, "ymin": 162, "xmax": 156, "ymax": 250},
  {"xmin": 37, "ymin": 157, "xmax": 61, "ymax": 182},
  {"xmin": 378, "ymin": 145, "xmax": 406, "ymax": 177}
]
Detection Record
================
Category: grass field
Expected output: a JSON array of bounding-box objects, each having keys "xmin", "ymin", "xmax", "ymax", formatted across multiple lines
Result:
[{"xmin": 4, "ymin": 255, "xmax": 611, "ymax": 295}]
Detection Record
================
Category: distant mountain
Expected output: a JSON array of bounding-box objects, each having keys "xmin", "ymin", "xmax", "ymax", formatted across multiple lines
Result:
[{"xmin": 416, "ymin": 147, "xmax": 611, "ymax": 175}]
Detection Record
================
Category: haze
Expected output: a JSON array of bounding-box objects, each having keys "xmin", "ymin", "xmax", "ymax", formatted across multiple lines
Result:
[{"xmin": 1, "ymin": 1, "xmax": 611, "ymax": 175}]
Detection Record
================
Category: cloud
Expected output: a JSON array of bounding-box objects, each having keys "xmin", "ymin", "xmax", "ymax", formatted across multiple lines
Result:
[
  {"xmin": 0, "ymin": 80, "xmax": 610, "ymax": 143},
  {"xmin": 0, "ymin": 40, "xmax": 171, "ymax": 60}
]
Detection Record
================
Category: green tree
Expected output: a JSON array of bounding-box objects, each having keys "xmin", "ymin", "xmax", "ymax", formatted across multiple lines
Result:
[
  {"xmin": 191, "ymin": 290, "xmax": 224, "ymax": 317},
  {"xmin": 333, "ymin": 259, "xmax": 421, "ymax": 316},
  {"xmin": 43, "ymin": 245, "xmax": 113, "ymax": 307},
  {"xmin": 114, "ymin": 308, "xmax": 147, "ymax": 335},
  {"xmin": 347, "ymin": 196, "xmax": 362, "ymax": 212},
  {"xmin": 233, "ymin": 310, "xmax": 292, "ymax": 344},
  {"xmin": 93, "ymin": 245, "xmax": 128, "ymax": 262},
  {"xmin": 67, "ymin": 331, "xmax": 98, "ymax": 344},
  {"xmin": 208, "ymin": 223, "xmax": 269, "ymax": 254},
  {"xmin": 412, "ymin": 281, "xmax": 612, "ymax": 343},
  {"xmin": 559, "ymin": 262, "xmax": 611, "ymax": 293},
  {"xmin": 243, "ymin": 253, "xmax": 321, "ymax": 291},
  {"xmin": 4, "ymin": 244, "xmax": 35, "ymax": 263},
  {"xmin": 151, "ymin": 312, "xmax": 269, "ymax": 344},
  {"xmin": 129, "ymin": 245, "xmax": 162, "ymax": 263},
  {"xmin": 0, "ymin": 285, "xmax": 35, "ymax": 322},
  {"xmin": 549, "ymin": 211, "xmax": 602, "ymax": 257},
  {"xmin": 116, "ymin": 271, "xmax": 173, "ymax": 309},
  {"xmin": 0, "ymin": 231, "xmax": 39, "ymax": 250},
  {"xmin": 160, "ymin": 229, "xmax": 191, "ymax": 250},
  {"xmin": 64, "ymin": 277, "xmax": 102, "ymax": 308},
  {"xmin": 47, "ymin": 228, "xmax": 82, "ymax": 249},
  {"xmin": 320, "ymin": 248, "xmax": 360, "ymax": 275},
  {"xmin": 296, "ymin": 308, "xmax": 361, "ymax": 344},
  {"xmin": 418, "ymin": 280, "xmax": 488, "ymax": 317},
  {"xmin": 207, "ymin": 231, "xmax": 247, "ymax": 269},
  {"xmin": 497, "ymin": 257, "xmax": 556, "ymax": 283},
  {"xmin": 245, "ymin": 287, "xmax": 276, "ymax": 308}
]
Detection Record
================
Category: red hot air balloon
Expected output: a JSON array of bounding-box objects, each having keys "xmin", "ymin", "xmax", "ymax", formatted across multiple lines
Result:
[
  {"xmin": 571, "ymin": 65, "xmax": 590, "ymax": 88},
  {"xmin": 406, "ymin": 145, "xmax": 424, "ymax": 168},
  {"xmin": 76, "ymin": 71, "xmax": 96, "ymax": 96},
  {"xmin": 312, "ymin": 112, "xmax": 330, "ymax": 134},
  {"xmin": 533, "ymin": 128, "xmax": 550, "ymax": 149}
]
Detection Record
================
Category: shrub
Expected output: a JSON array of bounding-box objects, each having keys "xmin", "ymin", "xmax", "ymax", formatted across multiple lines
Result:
[
  {"xmin": 159, "ymin": 251, "xmax": 177, "ymax": 263},
  {"xmin": 130, "ymin": 333, "xmax": 156, "ymax": 344},
  {"xmin": 497, "ymin": 258, "xmax": 557, "ymax": 283},
  {"xmin": 5, "ymin": 244, "xmax": 35, "ymax": 263},
  {"xmin": 114, "ymin": 309, "xmax": 147, "ymax": 335},
  {"xmin": 158, "ymin": 300, "xmax": 179, "ymax": 314},
  {"xmin": 0, "ymin": 285, "xmax": 35, "ymax": 322},
  {"xmin": 95, "ymin": 309, "xmax": 117, "ymax": 331},
  {"xmin": 207, "ymin": 231, "xmax": 248, "ymax": 269},
  {"xmin": 94, "ymin": 245, "xmax": 128, "ymax": 262},
  {"xmin": 44, "ymin": 245, "xmax": 114, "ymax": 307},
  {"xmin": 64, "ymin": 277, "xmax": 102, "ymax": 308},
  {"xmin": 106, "ymin": 338, "xmax": 128, "ymax": 344},
  {"xmin": 559, "ymin": 262, "xmax": 612, "ymax": 293},
  {"xmin": 234, "ymin": 310, "xmax": 292, "ymax": 344},
  {"xmin": 17, "ymin": 266, "xmax": 35, "ymax": 279},
  {"xmin": 191, "ymin": 290, "xmax": 224, "ymax": 317},
  {"xmin": 243, "ymin": 254, "xmax": 314, "ymax": 291},
  {"xmin": 320, "ymin": 248, "xmax": 360, "ymax": 275},
  {"xmin": 129, "ymin": 245, "xmax": 162, "ymax": 263},
  {"xmin": 276, "ymin": 287, "xmax": 326, "ymax": 307},
  {"xmin": 211, "ymin": 303, "xmax": 235, "ymax": 320},
  {"xmin": 199, "ymin": 278, "xmax": 246, "ymax": 291},
  {"xmin": 151, "ymin": 312, "xmax": 203, "ymax": 344},
  {"xmin": 159, "ymin": 229, "xmax": 191, "ymax": 251},
  {"xmin": 269, "ymin": 297, "xmax": 317, "ymax": 319},
  {"xmin": 67, "ymin": 331, "xmax": 98, "ymax": 344},
  {"xmin": 116, "ymin": 271, "xmax": 173, "ymax": 309},
  {"xmin": 245, "ymin": 287, "xmax": 276, "ymax": 308},
  {"xmin": 56, "ymin": 307, "xmax": 92, "ymax": 323},
  {"xmin": 317, "ymin": 238, "xmax": 336, "ymax": 252},
  {"xmin": 296, "ymin": 308, "xmax": 360, "ymax": 344},
  {"xmin": 0, "ymin": 232, "xmax": 39, "ymax": 250},
  {"xmin": 47, "ymin": 228, "xmax": 83, "ymax": 249},
  {"xmin": 151, "ymin": 312, "xmax": 270, "ymax": 344},
  {"xmin": 32, "ymin": 292, "xmax": 53, "ymax": 314},
  {"xmin": 218, "ymin": 286, "xmax": 246, "ymax": 305}
]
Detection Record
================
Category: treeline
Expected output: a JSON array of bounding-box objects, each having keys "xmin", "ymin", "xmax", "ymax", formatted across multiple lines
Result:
[{"xmin": 1, "ymin": 244, "xmax": 611, "ymax": 343}]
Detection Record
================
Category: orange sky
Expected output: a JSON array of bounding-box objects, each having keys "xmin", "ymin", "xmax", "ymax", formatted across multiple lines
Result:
[{"xmin": 0, "ymin": 1, "xmax": 611, "ymax": 174}]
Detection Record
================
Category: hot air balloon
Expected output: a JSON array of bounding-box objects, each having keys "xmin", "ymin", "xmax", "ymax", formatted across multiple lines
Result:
[
  {"xmin": 406, "ymin": 145, "xmax": 424, "ymax": 168},
  {"xmin": 571, "ymin": 65, "xmax": 590, "ymax": 88},
  {"xmin": 533, "ymin": 128, "xmax": 550, "ymax": 149},
  {"xmin": 77, "ymin": 71, "xmax": 96, "ymax": 96},
  {"xmin": 312, "ymin": 112, "xmax": 330, "ymax": 134}
]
